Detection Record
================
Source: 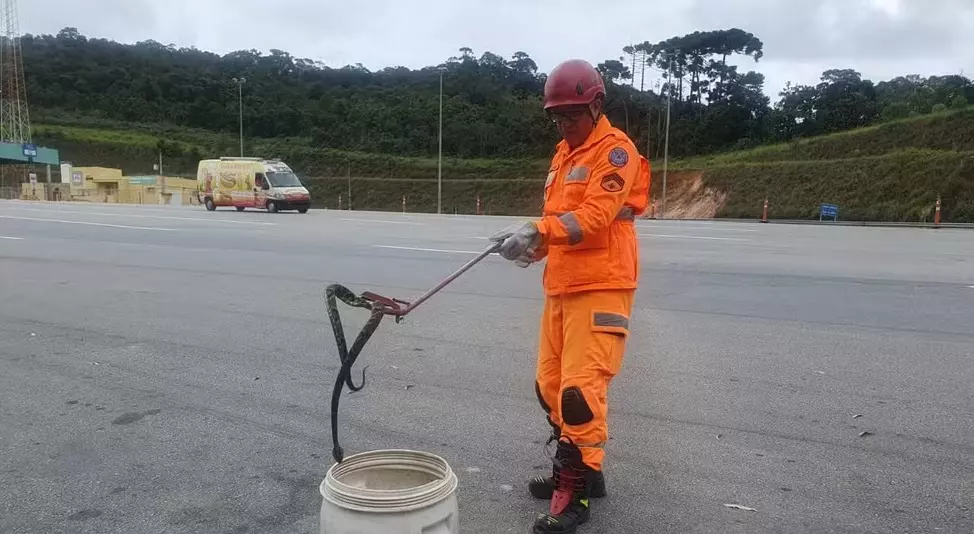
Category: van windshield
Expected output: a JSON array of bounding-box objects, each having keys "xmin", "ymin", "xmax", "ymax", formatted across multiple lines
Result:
[{"xmin": 265, "ymin": 171, "xmax": 303, "ymax": 188}]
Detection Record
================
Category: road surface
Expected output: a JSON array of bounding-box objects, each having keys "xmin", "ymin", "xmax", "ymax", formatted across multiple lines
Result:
[{"xmin": 1, "ymin": 200, "xmax": 972, "ymax": 533}]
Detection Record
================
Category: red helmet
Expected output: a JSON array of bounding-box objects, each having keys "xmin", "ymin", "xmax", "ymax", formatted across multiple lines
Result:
[{"xmin": 543, "ymin": 59, "xmax": 606, "ymax": 110}]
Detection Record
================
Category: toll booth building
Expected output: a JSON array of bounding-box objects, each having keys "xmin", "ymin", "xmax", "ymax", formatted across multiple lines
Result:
[
  {"xmin": 0, "ymin": 141, "xmax": 60, "ymax": 200},
  {"xmin": 38, "ymin": 166, "xmax": 200, "ymax": 206}
]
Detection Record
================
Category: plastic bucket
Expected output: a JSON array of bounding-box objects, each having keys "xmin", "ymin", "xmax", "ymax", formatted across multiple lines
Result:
[{"xmin": 319, "ymin": 449, "xmax": 460, "ymax": 534}]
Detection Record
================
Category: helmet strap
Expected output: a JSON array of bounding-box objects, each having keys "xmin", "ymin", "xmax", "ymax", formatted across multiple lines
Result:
[{"xmin": 588, "ymin": 97, "xmax": 605, "ymax": 124}]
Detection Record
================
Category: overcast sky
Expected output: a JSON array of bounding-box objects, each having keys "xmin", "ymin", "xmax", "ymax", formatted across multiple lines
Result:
[{"xmin": 18, "ymin": 0, "xmax": 974, "ymax": 100}]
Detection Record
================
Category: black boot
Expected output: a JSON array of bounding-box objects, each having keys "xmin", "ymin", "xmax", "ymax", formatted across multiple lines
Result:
[
  {"xmin": 531, "ymin": 439, "xmax": 593, "ymax": 534},
  {"xmin": 528, "ymin": 422, "xmax": 607, "ymax": 500}
]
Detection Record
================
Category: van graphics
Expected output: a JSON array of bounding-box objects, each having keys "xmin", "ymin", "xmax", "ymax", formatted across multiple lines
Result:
[{"xmin": 218, "ymin": 173, "xmax": 238, "ymax": 188}]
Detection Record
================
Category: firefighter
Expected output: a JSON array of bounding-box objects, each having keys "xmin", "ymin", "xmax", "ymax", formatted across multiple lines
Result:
[{"xmin": 491, "ymin": 59, "xmax": 650, "ymax": 533}]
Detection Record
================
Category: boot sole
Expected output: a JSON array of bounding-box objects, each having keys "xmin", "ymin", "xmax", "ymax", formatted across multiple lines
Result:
[
  {"xmin": 529, "ymin": 488, "xmax": 607, "ymax": 499},
  {"xmin": 531, "ymin": 510, "xmax": 590, "ymax": 534},
  {"xmin": 528, "ymin": 478, "xmax": 606, "ymax": 500}
]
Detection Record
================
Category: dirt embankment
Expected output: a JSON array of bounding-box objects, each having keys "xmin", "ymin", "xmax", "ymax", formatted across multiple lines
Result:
[{"xmin": 651, "ymin": 170, "xmax": 728, "ymax": 219}]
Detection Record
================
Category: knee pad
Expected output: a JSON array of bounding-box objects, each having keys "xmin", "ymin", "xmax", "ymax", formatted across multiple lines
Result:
[
  {"xmin": 535, "ymin": 381, "xmax": 552, "ymax": 414},
  {"xmin": 561, "ymin": 386, "xmax": 594, "ymax": 426}
]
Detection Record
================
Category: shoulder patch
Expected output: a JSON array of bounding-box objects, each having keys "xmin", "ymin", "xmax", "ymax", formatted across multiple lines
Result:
[
  {"xmin": 608, "ymin": 147, "xmax": 629, "ymax": 168},
  {"xmin": 601, "ymin": 173, "xmax": 625, "ymax": 193}
]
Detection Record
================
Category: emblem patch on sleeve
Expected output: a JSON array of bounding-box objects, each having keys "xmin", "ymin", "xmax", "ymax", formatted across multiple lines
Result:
[
  {"xmin": 608, "ymin": 147, "xmax": 629, "ymax": 167},
  {"xmin": 601, "ymin": 173, "xmax": 625, "ymax": 192}
]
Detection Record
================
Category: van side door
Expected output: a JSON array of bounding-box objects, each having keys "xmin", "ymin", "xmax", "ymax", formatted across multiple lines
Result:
[{"xmin": 254, "ymin": 172, "xmax": 269, "ymax": 209}]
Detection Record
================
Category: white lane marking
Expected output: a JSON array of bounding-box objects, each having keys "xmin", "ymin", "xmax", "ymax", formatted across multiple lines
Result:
[
  {"xmin": 0, "ymin": 215, "xmax": 179, "ymax": 231},
  {"xmin": 0, "ymin": 235, "xmax": 24, "ymax": 240},
  {"xmin": 639, "ymin": 233, "xmax": 750, "ymax": 242},
  {"xmin": 340, "ymin": 218, "xmax": 425, "ymax": 226},
  {"xmin": 639, "ymin": 224, "xmax": 759, "ymax": 233},
  {"xmin": 968, "ymin": 286, "xmax": 974, "ymax": 289},
  {"xmin": 6, "ymin": 207, "xmax": 276, "ymax": 226},
  {"xmin": 373, "ymin": 245, "xmax": 496, "ymax": 255}
]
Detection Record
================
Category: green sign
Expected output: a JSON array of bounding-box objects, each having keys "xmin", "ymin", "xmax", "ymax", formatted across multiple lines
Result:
[
  {"xmin": 0, "ymin": 142, "xmax": 59, "ymax": 165},
  {"xmin": 128, "ymin": 175, "xmax": 157, "ymax": 185}
]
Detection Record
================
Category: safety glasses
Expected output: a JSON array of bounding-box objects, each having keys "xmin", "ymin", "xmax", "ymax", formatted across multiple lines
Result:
[{"xmin": 547, "ymin": 106, "xmax": 591, "ymax": 125}]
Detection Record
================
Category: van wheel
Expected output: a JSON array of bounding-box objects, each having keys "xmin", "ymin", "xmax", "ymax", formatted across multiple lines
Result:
[
  {"xmin": 236, "ymin": 206, "xmax": 245, "ymax": 212},
  {"xmin": 298, "ymin": 207, "xmax": 309, "ymax": 214},
  {"xmin": 205, "ymin": 198, "xmax": 216, "ymax": 211},
  {"xmin": 267, "ymin": 201, "xmax": 278, "ymax": 213}
]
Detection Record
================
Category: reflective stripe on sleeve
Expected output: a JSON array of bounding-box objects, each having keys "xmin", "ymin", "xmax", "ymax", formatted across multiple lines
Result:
[
  {"xmin": 616, "ymin": 206, "xmax": 636, "ymax": 220},
  {"xmin": 549, "ymin": 206, "xmax": 636, "ymax": 222},
  {"xmin": 559, "ymin": 213, "xmax": 583, "ymax": 245}
]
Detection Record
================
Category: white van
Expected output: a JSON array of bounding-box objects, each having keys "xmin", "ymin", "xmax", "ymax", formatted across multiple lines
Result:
[{"xmin": 197, "ymin": 157, "xmax": 312, "ymax": 213}]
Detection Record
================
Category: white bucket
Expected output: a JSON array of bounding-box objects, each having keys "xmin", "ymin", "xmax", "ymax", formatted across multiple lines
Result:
[{"xmin": 319, "ymin": 449, "xmax": 460, "ymax": 534}]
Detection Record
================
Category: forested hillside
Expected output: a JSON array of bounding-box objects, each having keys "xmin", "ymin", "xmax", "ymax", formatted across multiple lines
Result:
[
  {"xmin": 21, "ymin": 27, "xmax": 974, "ymax": 162},
  {"xmin": 15, "ymin": 27, "xmax": 974, "ymax": 221}
]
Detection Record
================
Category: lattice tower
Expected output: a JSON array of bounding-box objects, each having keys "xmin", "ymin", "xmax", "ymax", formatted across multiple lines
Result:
[{"xmin": 0, "ymin": 0, "xmax": 30, "ymax": 144}]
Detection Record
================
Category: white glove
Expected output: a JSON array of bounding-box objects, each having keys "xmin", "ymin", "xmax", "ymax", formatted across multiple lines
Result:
[
  {"xmin": 489, "ymin": 222, "xmax": 541, "ymax": 263},
  {"xmin": 513, "ymin": 248, "xmax": 536, "ymax": 268}
]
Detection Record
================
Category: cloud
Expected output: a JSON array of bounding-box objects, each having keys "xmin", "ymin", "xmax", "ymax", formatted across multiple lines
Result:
[{"xmin": 18, "ymin": 0, "xmax": 974, "ymax": 102}]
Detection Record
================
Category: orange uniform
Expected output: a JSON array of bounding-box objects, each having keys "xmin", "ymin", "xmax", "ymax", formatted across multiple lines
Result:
[{"xmin": 530, "ymin": 115, "xmax": 650, "ymax": 471}]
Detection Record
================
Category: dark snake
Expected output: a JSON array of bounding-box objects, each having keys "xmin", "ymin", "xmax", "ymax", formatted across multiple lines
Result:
[{"xmin": 324, "ymin": 284, "xmax": 389, "ymax": 464}]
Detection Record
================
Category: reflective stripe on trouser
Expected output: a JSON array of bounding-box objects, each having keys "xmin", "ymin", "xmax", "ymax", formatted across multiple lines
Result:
[{"xmin": 535, "ymin": 288, "xmax": 634, "ymax": 471}]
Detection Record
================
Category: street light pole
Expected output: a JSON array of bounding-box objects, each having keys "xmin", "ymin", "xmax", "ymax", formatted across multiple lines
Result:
[
  {"xmin": 437, "ymin": 70, "xmax": 443, "ymax": 215},
  {"xmin": 661, "ymin": 59, "xmax": 672, "ymax": 220},
  {"xmin": 233, "ymin": 77, "xmax": 246, "ymax": 157}
]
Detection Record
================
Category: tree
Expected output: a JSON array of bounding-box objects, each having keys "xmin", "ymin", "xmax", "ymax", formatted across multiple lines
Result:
[
  {"xmin": 597, "ymin": 60, "xmax": 632, "ymax": 84},
  {"xmin": 508, "ymin": 52, "xmax": 538, "ymax": 75},
  {"xmin": 813, "ymin": 69, "xmax": 879, "ymax": 132}
]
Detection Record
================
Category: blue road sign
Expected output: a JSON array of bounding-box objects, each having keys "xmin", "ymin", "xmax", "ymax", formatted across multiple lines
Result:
[
  {"xmin": 22, "ymin": 143, "xmax": 37, "ymax": 158},
  {"xmin": 820, "ymin": 203, "xmax": 839, "ymax": 221}
]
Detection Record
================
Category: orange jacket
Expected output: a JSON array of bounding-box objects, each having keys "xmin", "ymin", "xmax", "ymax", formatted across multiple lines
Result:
[{"xmin": 533, "ymin": 115, "xmax": 651, "ymax": 296}]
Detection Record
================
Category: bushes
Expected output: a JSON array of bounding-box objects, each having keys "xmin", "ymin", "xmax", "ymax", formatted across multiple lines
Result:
[
  {"xmin": 29, "ymin": 108, "xmax": 974, "ymax": 222},
  {"xmin": 704, "ymin": 149, "xmax": 974, "ymax": 221},
  {"xmin": 305, "ymin": 177, "xmax": 545, "ymax": 215},
  {"xmin": 33, "ymin": 121, "xmax": 551, "ymax": 182},
  {"xmin": 676, "ymin": 106, "xmax": 974, "ymax": 168},
  {"xmin": 273, "ymin": 146, "xmax": 548, "ymax": 181}
]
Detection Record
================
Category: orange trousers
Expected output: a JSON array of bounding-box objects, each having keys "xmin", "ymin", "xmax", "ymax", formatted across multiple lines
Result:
[{"xmin": 535, "ymin": 288, "xmax": 634, "ymax": 471}]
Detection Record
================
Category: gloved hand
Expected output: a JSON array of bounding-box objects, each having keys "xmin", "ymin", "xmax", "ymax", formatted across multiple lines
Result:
[
  {"xmin": 489, "ymin": 222, "xmax": 541, "ymax": 263},
  {"xmin": 513, "ymin": 251, "xmax": 536, "ymax": 268}
]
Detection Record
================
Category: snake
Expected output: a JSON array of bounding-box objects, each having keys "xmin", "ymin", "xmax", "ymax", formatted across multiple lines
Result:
[{"xmin": 324, "ymin": 283, "xmax": 391, "ymax": 464}]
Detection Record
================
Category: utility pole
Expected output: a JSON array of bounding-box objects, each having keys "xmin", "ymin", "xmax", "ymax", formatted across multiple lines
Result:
[
  {"xmin": 645, "ymin": 108, "xmax": 651, "ymax": 159},
  {"xmin": 437, "ymin": 70, "xmax": 443, "ymax": 215},
  {"xmin": 158, "ymin": 151, "xmax": 164, "ymax": 196},
  {"xmin": 347, "ymin": 161, "xmax": 352, "ymax": 210},
  {"xmin": 629, "ymin": 43, "xmax": 636, "ymax": 88},
  {"xmin": 639, "ymin": 47, "xmax": 646, "ymax": 92},
  {"xmin": 232, "ymin": 77, "xmax": 246, "ymax": 157},
  {"xmin": 661, "ymin": 58, "xmax": 672, "ymax": 220}
]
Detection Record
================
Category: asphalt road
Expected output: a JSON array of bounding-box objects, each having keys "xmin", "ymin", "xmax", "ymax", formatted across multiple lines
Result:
[{"xmin": 1, "ymin": 200, "xmax": 972, "ymax": 534}]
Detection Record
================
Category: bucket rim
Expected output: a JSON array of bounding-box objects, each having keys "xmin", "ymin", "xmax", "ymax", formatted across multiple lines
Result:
[{"xmin": 320, "ymin": 449, "xmax": 459, "ymax": 513}]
